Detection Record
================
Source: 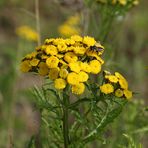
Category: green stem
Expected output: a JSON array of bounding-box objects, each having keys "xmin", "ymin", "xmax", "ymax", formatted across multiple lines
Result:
[
  {"xmin": 63, "ymin": 107, "xmax": 69, "ymax": 148},
  {"xmin": 62, "ymin": 92, "xmax": 69, "ymax": 148}
]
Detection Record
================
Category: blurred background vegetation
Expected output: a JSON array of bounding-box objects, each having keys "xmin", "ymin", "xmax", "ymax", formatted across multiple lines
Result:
[{"xmin": 0, "ymin": 0, "xmax": 147, "ymax": 147}]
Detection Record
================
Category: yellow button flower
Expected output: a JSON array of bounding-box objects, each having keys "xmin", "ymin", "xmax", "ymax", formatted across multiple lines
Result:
[
  {"xmin": 46, "ymin": 56, "xmax": 59, "ymax": 68},
  {"xmin": 16, "ymin": 25, "xmax": 39, "ymax": 42},
  {"xmin": 65, "ymin": 39, "xmax": 75, "ymax": 45},
  {"xmin": 115, "ymin": 89, "xmax": 123, "ymax": 97},
  {"xmin": 67, "ymin": 72, "xmax": 79, "ymax": 85},
  {"xmin": 25, "ymin": 52, "xmax": 37, "ymax": 59},
  {"xmin": 59, "ymin": 68, "xmax": 68, "ymax": 79},
  {"xmin": 64, "ymin": 52, "xmax": 78, "ymax": 63},
  {"xmin": 57, "ymin": 42, "xmax": 67, "ymax": 52},
  {"xmin": 115, "ymin": 72, "xmax": 128, "ymax": 89},
  {"xmin": 105, "ymin": 75, "xmax": 118, "ymax": 83},
  {"xmin": 80, "ymin": 62, "xmax": 91, "ymax": 73},
  {"xmin": 118, "ymin": 0, "xmax": 127, "ymax": 5},
  {"xmin": 48, "ymin": 68, "xmax": 59, "ymax": 80},
  {"xmin": 74, "ymin": 46, "xmax": 87, "ymax": 55},
  {"xmin": 123, "ymin": 90, "xmax": 132, "ymax": 100},
  {"xmin": 78, "ymin": 71, "xmax": 89, "ymax": 82},
  {"xmin": 54, "ymin": 78, "xmax": 67, "ymax": 89},
  {"xmin": 53, "ymin": 38, "xmax": 65, "ymax": 45},
  {"xmin": 100, "ymin": 83, "xmax": 114, "ymax": 94},
  {"xmin": 89, "ymin": 60, "xmax": 101, "ymax": 74},
  {"xmin": 83, "ymin": 36, "xmax": 96, "ymax": 47},
  {"xmin": 72, "ymin": 83, "xmax": 85, "ymax": 95},
  {"xmin": 69, "ymin": 62, "xmax": 81, "ymax": 73},
  {"xmin": 45, "ymin": 45, "xmax": 58, "ymax": 55},
  {"xmin": 30, "ymin": 58, "xmax": 40, "ymax": 66},
  {"xmin": 20, "ymin": 60, "xmax": 32, "ymax": 72},
  {"xmin": 38, "ymin": 62, "xmax": 49, "ymax": 76}
]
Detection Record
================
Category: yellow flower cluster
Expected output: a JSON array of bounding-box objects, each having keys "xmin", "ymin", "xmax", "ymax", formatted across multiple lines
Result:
[
  {"xmin": 20, "ymin": 35, "xmax": 104, "ymax": 95},
  {"xmin": 96, "ymin": 0, "xmax": 139, "ymax": 6},
  {"xmin": 16, "ymin": 25, "xmax": 39, "ymax": 42},
  {"xmin": 100, "ymin": 71, "xmax": 132, "ymax": 100},
  {"xmin": 58, "ymin": 15, "xmax": 81, "ymax": 37}
]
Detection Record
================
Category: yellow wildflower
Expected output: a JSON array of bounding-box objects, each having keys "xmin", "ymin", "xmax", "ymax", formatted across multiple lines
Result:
[
  {"xmin": 46, "ymin": 56, "xmax": 59, "ymax": 68},
  {"xmin": 74, "ymin": 46, "xmax": 87, "ymax": 55},
  {"xmin": 89, "ymin": 60, "xmax": 101, "ymax": 74},
  {"xmin": 118, "ymin": 0, "xmax": 127, "ymax": 5},
  {"xmin": 115, "ymin": 72, "xmax": 128, "ymax": 89},
  {"xmin": 65, "ymin": 39, "xmax": 75, "ymax": 45},
  {"xmin": 25, "ymin": 52, "xmax": 37, "ymax": 59},
  {"xmin": 100, "ymin": 83, "xmax": 114, "ymax": 94},
  {"xmin": 38, "ymin": 62, "xmax": 49, "ymax": 76},
  {"xmin": 59, "ymin": 68, "xmax": 68, "ymax": 79},
  {"xmin": 57, "ymin": 42, "xmax": 67, "ymax": 52},
  {"xmin": 83, "ymin": 36, "xmax": 96, "ymax": 47},
  {"xmin": 54, "ymin": 78, "xmax": 66, "ymax": 89},
  {"xmin": 124, "ymin": 90, "xmax": 132, "ymax": 100},
  {"xmin": 72, "ymin": 83, "xmax": 85, "ymax": 95},
  {"xmin": 105, "ymin": 75, "xmax": 118, "ymax": 83},
  {"xmin": 53, "ymin": 38, "xmax": 65, "ymax": 45},
  {"xmin": 58, "ymin": 24, "xmax": 80, "ymax": 37},
  {"xmin": 45, "ymin": 45, "xmax": 58, "ymax": 55},
  {"xmin": 69, "ymin": 62, "xmax": 81, "ymax": 73},
  {"xmin": 80, "ymin": 62, "xmax": 91, "ymax": 73},
  {"xmin": 20, "ymin": 60, "xmax": 32, "ymax": 72},
  {"xmin": 119, "ymin": 79, "xmax": 128, "ymax": 90},
  {"xmin": 78, "ymin": 71, "xmax": 89, "ymax": 82},
  {"xmin": 115, "ymin": 89, "xmax": 123, "ymax": 97},
  {"xmin": 30, "ymin": 58, "xmax": 40, "ymax": 66},
  {"xmin": 71, "ymin": 35, "xmax": 83, "ymax": 42},
  {"xmin": 64, "ymin": 52, "xmax": 78, "ymax": 63},
  {"xmin": 44, "ymin": 38, "xmax": 55, "ymax": 44},
  {"xmin": 16, "ymin": 25, "xmax": 38, "ymax": 42},
  {"xmin": 48, "ymin": 68, "xmax": 59, "ymax": 80},
  {"xmin": 67, "ymin": 72, "xmax": 79, "ymax": 85}
]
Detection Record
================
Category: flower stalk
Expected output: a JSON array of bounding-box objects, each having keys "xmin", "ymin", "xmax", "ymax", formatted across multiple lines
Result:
[{"xmin": 62, "ymin": 91, "xmax": 69, "ymax": 148}]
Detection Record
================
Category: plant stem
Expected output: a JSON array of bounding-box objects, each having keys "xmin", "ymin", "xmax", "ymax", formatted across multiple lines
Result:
[
  {"xmin": 63, "ymin": 107, "xmax": 69, "ymax": 148},
  {"xmin": 35, "ymin": 0, "xmax": 41, "ymax": 45},
  {"xmin": 62, "ymin": 92, "xmax": 69, "ymax": 148}
]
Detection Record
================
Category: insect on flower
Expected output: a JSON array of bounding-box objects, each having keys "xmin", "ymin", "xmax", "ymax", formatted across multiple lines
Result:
[{"xmin": 89, "ymin": 42, "xmax": 104, "ymax": 54}]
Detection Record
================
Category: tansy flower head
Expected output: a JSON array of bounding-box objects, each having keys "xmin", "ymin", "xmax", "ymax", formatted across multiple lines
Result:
[
  {"xmin": 20, "ymin": 36, "xmax": 104, "ymax": 95},
  {"xmin": 100, "ymin": 83, "xmax": 114, "ymax": 94},
  {"xmin": 89, "ymin": 60, "xmax": 101, "ymax": 74},
  {"xmin": 54, "ymin": 78, "xmax": 67, "ymax": 89},
  {"xmin": 101, "ymin": 70, "xmax": 133, "ymax": 100},
  {"xmin": 16, "ymin": 25, "xmax": 39, "ymax": 42},
  {"xmin": 115, "ymin": 89, "xmax": 123, "ymax": 97},
  {"xmin": 67, "ymin": 72, "xmax": 79, "ymax": 85},
  {"xmin": 48, "ymin": 68, "xmax": 59, "ymax": 80},
  {"xmin": 46, "ymin": 56, "xmax": 59, "ymax": 68},
  {"xmin": 20, "ymin": 60, "xmax": 32, "ymax": 72},
  {"xmin": 83, "ymin": 36, "xmax": 96, "ymax": 47},
  {"xmin": 72, "ymin": 83, "xmax": 85, "ymax": 95}
]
